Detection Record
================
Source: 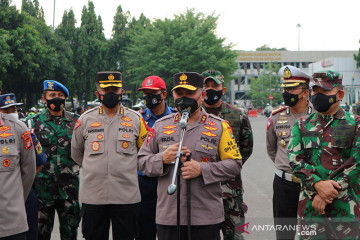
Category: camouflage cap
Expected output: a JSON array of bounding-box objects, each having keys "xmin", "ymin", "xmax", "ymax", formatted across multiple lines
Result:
[
  {"xmin": 202, "ymin": 70, "xmax": 224, "ymax": 85},
  {"xmin": 312, "ymin": 70, "xmax": 343, "ymax": 90}
]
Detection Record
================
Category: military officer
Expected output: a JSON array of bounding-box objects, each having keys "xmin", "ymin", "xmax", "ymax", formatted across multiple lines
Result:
[
  {"xmin": 288, "ymin": 70, "xmax": 360, "ymax": 239},
  {"xmin": 202, "ymin": 69, "xmax": 253, "ymax": 240},
  {"xmin": 0, "ymin": 96, "xmax": 36, "ymax": 239},
  {"xmin": 136, "ymin": 75, "xmax": 176, "ymax": 240},
  {"xmin": 138, "ymin": 72, "xmax": 242, "ymax": 240},
  {"xmin": 71, "ymin": 71, "xmax": 149, "ymax": 240},
  {"xmin": 266, "ymin": 65, "xmax": 314, "ymax": 240},
  {"xmin": 29, "ymin": 80, "xmax": 80, "ymax": 240},
  {"xmin": 0, "ymin": 93, "xmax": 47, "ymax": 240}
]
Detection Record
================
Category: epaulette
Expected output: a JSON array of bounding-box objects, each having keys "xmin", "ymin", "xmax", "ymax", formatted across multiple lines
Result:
[
  {"xmin": 208, "ymin": 113, "xmax": 224, "ymax": 123},
  {"xmin": 271, "ymin": 106, "xmax": 286, "ymax": 115},
  {"xmin": 155, "ymin": 112, "xmax": 176, "ymax": 124},
  {"xmin": 124, "ymin": 107, "xmax": 142, "ymax": 118},
  {"xmin": 81, "ymin": 107, "xmax": 99, "ymax": 117}
]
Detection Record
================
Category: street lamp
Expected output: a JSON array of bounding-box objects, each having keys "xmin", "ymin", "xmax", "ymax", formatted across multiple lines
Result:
[
  {"xmin": 296, "ymin": 23, "xmax": 302, "ymax": 51},
  {"xmin": 52, "ymin": 0, "xmax": 56, "ymax": 32}
]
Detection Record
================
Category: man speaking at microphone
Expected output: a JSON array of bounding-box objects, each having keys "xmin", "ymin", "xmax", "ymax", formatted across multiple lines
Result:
[{"xmin": 138, "ymin": 72, "xmax": 242, "ymax": 240}]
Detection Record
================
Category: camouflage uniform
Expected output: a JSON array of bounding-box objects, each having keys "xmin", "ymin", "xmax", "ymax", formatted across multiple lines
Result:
[
  {"xmin": 288, "ymin": 108, "xmax": 360, "ymax": 239},
  {"xmin": 30, "ymin": 109, "xmax": 80, "ymax": 240},
  {"xmin": 205, "ymin": 102, "xmax": 253, "ymax": 240}
]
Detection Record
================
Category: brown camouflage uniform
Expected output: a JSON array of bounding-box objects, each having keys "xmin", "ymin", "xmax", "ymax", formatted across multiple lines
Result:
[{"xmin": 205, "ymin": 102, "xmax": 253, "ymax": 240}]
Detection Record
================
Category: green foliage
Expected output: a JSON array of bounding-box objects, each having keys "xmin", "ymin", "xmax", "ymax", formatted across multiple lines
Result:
[
  {"xmin": 21, "ymin": 0, "xmax": 44, "ymax": 21},
  {"xmin": 249, "ymin": 63, "xmax": 282, "ymax": 107},
  {"xmin": 354, "ymin": 40, "xmax": 360, "ymax": 69},
  {"xmin": 126, "ymin": 9, "xmax": 237, "ymax": 91},
  {"xmin": 256, "ymin": 44, "xmax": 287, "ymax": 51}
]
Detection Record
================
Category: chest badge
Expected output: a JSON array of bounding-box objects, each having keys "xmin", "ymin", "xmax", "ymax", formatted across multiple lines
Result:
[
  {"xmin": 121, "ymin": 116, "xmax": 132, "ymax": 122},
  {"xmin": 208, "ymin": 121, "xmax": 216, "ymax": 126},
  {"xmin": 91, "ymin": 142, "xmax": 100, "ymax": 151},
  {"xmin": 201, "ymin": 144, "xmax": 214, "ymax": 151},
  {"xmin": 97, "ymin": 134, "xmax": 103, "ymax": 140},
  {"xmin": 91, "ymin": 121, "xmax": 102, "ymax": 128},
  {"xmin": 163, "ymin": 125, "xmax": 176, "ymax": 129},
  {"xmin": 163, "ymin": 144, "xmax": 170, "ymax": 149},
  {"xmin": 121, "ymin": 122, "xmax": 133, "ymax": 127},
  {"xmin": 2, "ymin": 146, "xmax": 10, "ymax": 154},
  {"xmin": 0, "ymin": 125, "xmax": 13, "ymax": 138},
  {"xmin": 122, "ymin": 134, "xmax": 130, "ymax": 138},
  {"xmin": 3, "ymin": 159, "xmax": 11, "ymax": 167},
  {"xmin": 163, "ymin": 130, "xmax": 176, "ymax": 135},
  {"xmin": 280, "ymin": 139, "xmax": 287, "ymax": 148},
  {"xmin": 201, "ymin": 131, "xmax": 217, "ymax": 137},
  {"xmin": 201, "ymin": 157, "xmax": 209, "ymax": 162},
  {"xmin": 203, "ymin": 125, "xmax": 218, "ymax": 131},
  {"xmin": 122, "ymin": 141, "xmax": 129, "ymax": 149}
]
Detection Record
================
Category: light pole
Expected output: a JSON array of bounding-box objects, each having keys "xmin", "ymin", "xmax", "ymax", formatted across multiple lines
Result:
[
  {"xmin": 52, "ymin": 0, "xmax": 56, "ymax": 32},
  {"xmin": 296, "ymin": 23, "xmax": 302, "ymax": 51}
]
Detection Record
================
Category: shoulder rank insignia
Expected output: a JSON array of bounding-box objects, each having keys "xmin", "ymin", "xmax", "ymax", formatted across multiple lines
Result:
[
  {"xmin": 271, "ymin": 106, "xmax": 286, "ymax": 115},
  {"xmin": 174, "ymin": 113, "xmax": 180, "ymax": 123},
  {"xmin": 99, "ymin": 106, "xmax": 103, "ymax": 114},
  {"xmin": 91, "ymin": 121, "xmax": 102, "ymax": 128},
  {"xmin": 120, "ymin": 107, "xmax": 124, "ymax": 115},
  {"xmin": 121, "ymin": 116, "xmax": 132, "ymax": 122},
  {"xmin": 200, "ymin": 114, "xmax": 207, "ymax": 123},
  {"xmin": 307, "ymin": 106, "xmax": 313, "ymax": 115}
]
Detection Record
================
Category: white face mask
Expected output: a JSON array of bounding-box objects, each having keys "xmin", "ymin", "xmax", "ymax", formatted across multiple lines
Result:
[{"xmin": 7, "ymin": 113, "xmax": 19, "ymax": 120}]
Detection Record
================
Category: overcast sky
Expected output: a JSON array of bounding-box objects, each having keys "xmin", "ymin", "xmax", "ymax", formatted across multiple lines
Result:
[{"xmin": 10, "ymin": 0, "xmax": 360, "ymax": 51}]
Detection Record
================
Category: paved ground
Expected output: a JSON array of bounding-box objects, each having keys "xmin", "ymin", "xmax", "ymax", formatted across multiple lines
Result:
[{"xmin": 51, "ymin": 115, "xmax": 276, "ymax": 239}]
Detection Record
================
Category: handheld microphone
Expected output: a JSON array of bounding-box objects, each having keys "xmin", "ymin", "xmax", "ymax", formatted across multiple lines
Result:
[{"xmin": 179, "ymin": 109, "xmax": 191, "ymax": 129}]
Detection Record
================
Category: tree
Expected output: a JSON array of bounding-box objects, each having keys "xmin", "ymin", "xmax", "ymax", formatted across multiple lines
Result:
[
  {"xmin": 21, "ymin": 0, "xmax": 44, "ymax": 21},
  {"xmin": 126, "ymin": 9, "xmax": 237, "ymax": 94},
  {"xmin": 354, "ymin": 40, "xmax": 360, "ymax": 69},
  {"xmin": 256, "ymin": 44, "xmax": 287, "ymax": 51},
  {"xmin": 249, "ymin": 63, "xmax": 282, "ymax": 108}
]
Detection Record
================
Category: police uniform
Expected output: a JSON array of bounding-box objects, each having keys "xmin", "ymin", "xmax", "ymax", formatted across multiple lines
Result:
[
  {"xmin": 289, "ymin": 70, "xmax": 360, "ymax": 239},
  {"xmin": 0, "ymin": 113, "xmax": 36, "ymax": 239},
  {"xmin": 71, "ymin": 72, "xmax": 149, "ymax": 240},
  {"xmin": 266, "ymin": 65, "xmax": 314, "ymax": 240},
  {"xmin": 29, "ymin": 80, "xmax": 80, "ymax": 240},
  {"xmin": 202, "ymin": 70, "xmax": 253, "ymax": 240},
  {"xmin": 137, "ymin": 76, "xmax": 176, "ymax": 240},
  {"xmin": 138, "ymin": 72, "xmax": 242, "ymax": 240}
]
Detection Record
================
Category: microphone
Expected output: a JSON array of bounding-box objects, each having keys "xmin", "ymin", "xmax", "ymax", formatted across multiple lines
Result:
[{"xmin": 179, "ymin": 109, "xmax": 191, "ymax": 129}]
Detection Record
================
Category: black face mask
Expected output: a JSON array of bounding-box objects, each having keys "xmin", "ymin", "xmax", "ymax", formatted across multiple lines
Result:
[
  {"xmin": 175, "ymin": 96, "xmax": 199, "ymax": 114},
  {"xmin": 99, "ymin": 92, "xmax": 122, "ymax": 109},
  {"xmin": 283, "ymin": 91, "xmax": 300, "ymax": 107},
  {"xmin": 46, "ymin": 98, "xmax": 65, "ymax": 112},
  {"xmin": 204, "ymin": 89, "xmax": 223, "ymax": 105},
  {"xmin": 144, "ymin": 94, "xmax": 162, "ymax": 109},
  {"xmin": 312, "ymin": 92, "xmax": 338, "ymax": 113}
]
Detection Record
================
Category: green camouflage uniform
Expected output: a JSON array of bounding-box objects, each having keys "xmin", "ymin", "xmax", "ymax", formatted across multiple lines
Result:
[
  {"xmin": 288, "ymin": 108, "xmax": 360, "ymax": 239},
  {"xmin": 205, "ymin": 102, "xmax": 253, "ymax": 240},
  {"xmin": 30, "ymin": 109, "xmax": 80, "ymax": 240}
]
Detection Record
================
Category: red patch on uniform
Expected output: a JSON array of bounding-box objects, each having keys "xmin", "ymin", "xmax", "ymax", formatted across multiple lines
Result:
[
  {"xmin": 146, "ymin": 128, "xmax": 155, "ymax": 146},
  {"xmin": 74, "ymin": 119, "xmax": 81, "ymax": 131},
  {"xmin": 200, "ymin": 114, "xmax": 207, "ymax": 123},
  {"xmin": 174, "ymin": 113, "xmax": 180, "ymax": 123},
  {"xmin": 267, "ymin": 118, "xmax": 272, "ymax": 130},
  {"xmin": 3, "ymin": 159, "xmax": 11, "ymax": 167},
  {"xmin": 97, "ymin": 134, "xmax": 103, "ymax": 140},
  {"xmin": 21, "ymin": 130, "xmax": 33, "ymax": 149},
  {"xmin": 201, "ymin": 157, "xmax": 209, "ymax": 163}
]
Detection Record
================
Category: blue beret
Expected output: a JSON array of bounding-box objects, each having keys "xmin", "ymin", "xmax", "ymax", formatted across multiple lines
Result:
[
  {"xmin": 43, "ymin": 80, "xmax": 69, "ymax": 97},
  {"xmin": 0, "ymin": 93, "xmax": 23, "ymax": 109}
]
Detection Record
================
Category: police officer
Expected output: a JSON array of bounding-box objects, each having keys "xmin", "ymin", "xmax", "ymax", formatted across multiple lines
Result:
[
  {"xmin": 136, "ymin": 76, "xmax": 176, "ymax": 240},
  {"xmin": 29, "ymin": 80, "xmax": 80, "ymax": 240},
  {"xmin": 266, "ymin": 65, "xmax": 314, "ymax": 240},
  {"xmin": 289, "ymin": 70, "xmax": 360, "ymax": 239},
  {"xmin": 71, "ymin": 71, "xmax": 149, "ymax": 240},
  {"xmin": 202, "ymin": 70, "xmax": 253, "ymax": 240},
  {"xmin": 138, "ymin": 72, "xmax": 242, "ymax": 240},
  {"xmin": 0, "ymin": 93, "xmax": 47, "ymax": 240},
  {"xmin": 0, "ymin": 95, "xmax": 36, "ymax": 240}
]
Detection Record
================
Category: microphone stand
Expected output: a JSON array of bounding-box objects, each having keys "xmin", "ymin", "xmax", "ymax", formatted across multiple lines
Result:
[{"xmin": 167, "ymin": 111, "xmax": 191, "ymax": 240}]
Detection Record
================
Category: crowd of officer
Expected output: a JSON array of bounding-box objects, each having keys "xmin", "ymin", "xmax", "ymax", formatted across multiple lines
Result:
[{"xmin": 1, "ymin": 66, "xmax": 359, "ymax": 240}]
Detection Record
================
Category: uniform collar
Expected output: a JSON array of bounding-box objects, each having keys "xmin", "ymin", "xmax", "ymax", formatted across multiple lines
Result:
[
  {"xmin": 314, "ymin": 107, "xmax": 345, "ymax": 121},
  {"xmin": 44, "ymin": 109, "xmax": 70, "ymax": 121},
  {"xmin": 219, "ymin": 101, "xmax": 230, "ymax": 114},
  {"xmin": 144, "ymin": 103, "xmax": 172, "ymax": 120}
]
